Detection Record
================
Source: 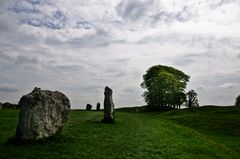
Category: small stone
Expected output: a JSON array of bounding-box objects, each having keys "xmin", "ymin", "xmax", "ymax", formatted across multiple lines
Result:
[
  {"xmin": 96, "ymin": 102, "xmax": 101, "ymax": 111},
  {"xmin": 86, "ymin": 104, "xmax": 92, "ymax": 110},
  {"xmin": 16, "ymin": 87, "xmax": 71, "ymax": 140}
]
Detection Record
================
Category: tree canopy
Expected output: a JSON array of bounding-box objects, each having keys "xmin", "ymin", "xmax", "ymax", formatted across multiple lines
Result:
[{"xmin": 141, "ymin": 65, "xmax": 190, "ymax": 110}]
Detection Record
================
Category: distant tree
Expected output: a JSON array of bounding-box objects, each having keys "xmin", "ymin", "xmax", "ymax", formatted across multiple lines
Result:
[
  {"xmin": 141, "ymin": 65, "xmax": 190, "ymax": 110},
  {"xmin": 2, "ymin": 102, "xmax": 19, "ymax": 109},
  {"xmin": 186, "ymin": 90, "xmax": 199, "ymax": 108},
  {"xmin": 235, "ymin": 95, "xmax": 240, "ymax": 107}
]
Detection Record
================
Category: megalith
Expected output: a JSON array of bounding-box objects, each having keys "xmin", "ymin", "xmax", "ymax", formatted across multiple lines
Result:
[
  {"xmin": 16, "ymin": 87, "xmax": 71, "ymax": 140},
  {"xmin": 102, "ymin": 86, "xmax": 114, "ymax": 123}
]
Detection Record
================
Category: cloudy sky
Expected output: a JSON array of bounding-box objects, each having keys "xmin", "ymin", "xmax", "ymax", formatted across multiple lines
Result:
[{"xmin": 0, "ymin": 0, "xmax": 240, "ymax": 109}]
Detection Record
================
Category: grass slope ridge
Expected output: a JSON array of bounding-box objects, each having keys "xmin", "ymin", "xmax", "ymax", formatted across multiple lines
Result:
[{"xmin": 0, "ymin": 106, "xmax": 239, "ymax": 159}]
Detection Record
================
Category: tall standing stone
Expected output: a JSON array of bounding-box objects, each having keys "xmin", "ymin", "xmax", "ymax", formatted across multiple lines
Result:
[
  {"xmin": 16, "ymin": 87, "xmax": 71, "ymax": 140},
  {"xmin": 102, "ymin": 86, "xmax": 114, "ymax": 123},
  {"xmin": 96, "ymin": 102, "xmax": 101, "ymax": 111}
]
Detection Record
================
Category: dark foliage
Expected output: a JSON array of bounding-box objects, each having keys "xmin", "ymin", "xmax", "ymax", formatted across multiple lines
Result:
[{"xmin": 1, "ymin": 102, "xmax": 19, "ymax": 109}]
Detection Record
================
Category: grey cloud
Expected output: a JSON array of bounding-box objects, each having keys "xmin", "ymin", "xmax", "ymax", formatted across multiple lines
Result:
[
  {"xmin": 208, "ymin": 0, "xmax": 236, "ymax": 9},
  {"xmin": 111, "ymin": 58, "xmax": 131, "ymax": 64},
  {"xmin": 45, "ymin": 28, "xmax": 111, "ymax": 48},
  {"xmin": 116, "ymin": 0, "xmax": 239, "ymax": 26},
  {"xmin": 188, "ymin": 71, "xmax": 240, "ymax": 105},
  {"xmin": 9, "ymin": 4, "xmax": 41, "ymax": 14},
  {"xmin": 105, "ymin": 67, "xmax": 127, "ymax": 78},
  {"xmin": 123, "ymin": 87, "xmax": 138, "ymax": 93},
  {"xmin": 0, "ymin": 0, "xmax": 239, "ymax": 108},
  {"xmin": 19, "ymin": 10, "xmax": 67, "ymax": 29},
  {"xmin": 0, "ymin": 51, "xmax": 40, "ymax": 66},
  {"xmin": 116, "ymin": 0, "xmax": 154, "ymax": 22},
  {"xmin": 218, "ymin": 83, "xmax": 240, "ymax": 89},
  {"xmin": 70, "ymin": 29, "xmax": 109, "ymax": 47},
  {"xmin": 9, "ymin": 1, "xmax": 67, "ymax": 29},
  {"xmin": 0, "ymin": 51, "xmax": 15, "ymax": 62},
  {"xmin": 0, "ymin": 86, "xmax": 18, "ymax": 93},
  {"xmin": 196, "ymin": 86, "xmax": 204, "ymax": 91},
  {"xmin": 175, "ymin": 6, "xmax": 192, "ymax": 22},
  {"xmin": 0, "ymin": 15, "xmax": 18, "ymax": 32},
  {"xmin": 75, "ymin": 21, "xmax": 92, "ymax": 30},
  {"xmin": 55, "ymin": 64, "xmax": 83, "ymax": 71},
  {"xmin": 150, "ymin": 6, "xmax": 193, "ymax": 24},
  {"xmin": 137, "ymin": 33, "xmax": 240, "ymax": 51},
  {"xmin": 192, "ymin": 71, "xmax": 240, "ymax": 89},
  {"xmin": 23, "ymin": 0, "xmax": 52, "ymax": 5},
  {"xmin": 116, "ymin": 0, "xmax": 195, "ymax": 25},
  {"xmin": 15, "ymin": 55, "xmax": 40, "ymax": 65},
  {"xmin": 173, "ymin": 53, "xmax": 209, "ymax": 66}
]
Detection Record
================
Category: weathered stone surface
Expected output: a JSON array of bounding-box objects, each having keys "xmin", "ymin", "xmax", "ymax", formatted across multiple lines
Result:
[
  {"xmin": 86, "ymin": 104, "xmax": 92, "ymax": 110},
  {"xmin": 102, "ymin": 86, "xmax": 114, "ymax": 123},
  {"xmin": 0, "ymin": 102, "xmax": 2, "ymax": 109},
  {"xmin": 96, "ymin": 102, "xmax": 101, "ymax": 111},
  {"xmin": 16, "ymin": 87, "xmax": 71, "ymax": 140}
]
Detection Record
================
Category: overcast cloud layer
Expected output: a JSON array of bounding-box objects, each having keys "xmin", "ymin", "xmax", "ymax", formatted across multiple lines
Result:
[{"xmin": 0, "ymin": 0, "xmax": 240, "ymax": 108}]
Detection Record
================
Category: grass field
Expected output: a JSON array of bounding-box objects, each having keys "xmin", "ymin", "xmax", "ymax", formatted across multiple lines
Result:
[{"xmin": 0, "ymin": 106, "xmax": 239, "ymax": 159}]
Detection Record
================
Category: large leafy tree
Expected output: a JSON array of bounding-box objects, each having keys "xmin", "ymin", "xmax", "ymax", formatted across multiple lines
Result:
[{"xmin": 141, "ymin": 65, "xmax": 190, "ymax": 110}]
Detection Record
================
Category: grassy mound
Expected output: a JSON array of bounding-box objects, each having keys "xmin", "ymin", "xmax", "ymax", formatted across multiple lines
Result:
[{"xmin": 0, "ymin": 106, "xmax": 239, "ymax": 159}]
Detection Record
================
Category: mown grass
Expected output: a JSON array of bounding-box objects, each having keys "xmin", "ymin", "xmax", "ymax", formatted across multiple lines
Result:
[{"xmin": 0, "ymin": 106, "xmax": 239, "ymax": 159}]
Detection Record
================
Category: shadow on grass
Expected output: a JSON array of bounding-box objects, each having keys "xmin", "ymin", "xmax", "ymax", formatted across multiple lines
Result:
[
  {"xmin": 85, "ymin": 118, "xmax": 116, "ymax": 125},
  {"xmin": 5, "ymin": 134, "xmax": 75, "ymax": 146}
]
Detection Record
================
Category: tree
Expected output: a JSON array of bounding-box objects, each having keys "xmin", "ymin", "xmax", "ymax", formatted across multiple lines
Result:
[
  {"xmin": 235, "ymin": 95, "xmax": 240, "ymax": 107},
  {"xmin": 186, "ymin": 90, "xmax": 199, "ymax": 108},
  {"xmin": 141, "ymin": 65, "xmax": 190, "ymax": 110}
]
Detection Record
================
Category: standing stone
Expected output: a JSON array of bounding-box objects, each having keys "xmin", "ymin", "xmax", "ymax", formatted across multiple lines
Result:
[
  {"xmin": 86, "ymin": 104, "xmax": 92, "ymax": 110},
  {"xmin": 102, "ymin": 86, "xmax": 114, "ymax": 123},
  {"xmin": 16, "ymin": 87, "xmax": 71, "ymax": 140},
  {"xmin": 0, "ymin": 102, "xmax": 2, "ymax": 109},
  {"xmin": 96, "ymin": 102, "xmax": 101, "ymax": 111}
]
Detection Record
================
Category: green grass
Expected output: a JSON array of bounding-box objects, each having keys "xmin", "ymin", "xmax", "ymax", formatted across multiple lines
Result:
[{"xmin": 0, "ymin": 106, "xmax": 239, "ymax": 159}]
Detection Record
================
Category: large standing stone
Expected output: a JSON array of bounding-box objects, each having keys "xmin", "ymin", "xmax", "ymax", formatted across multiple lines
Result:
[
  {"xmin": 86, "ymin": 104, "xmax": 92, "ymax": 110},
  {"xmin": 0, "ymin": 102, "xmax": 2, "ymax": 109},
  {"xmin": 96, "ymin": 102, "xmax": 101, "ymax": 111},
  {"xmin": 102, "ymin": 86, "xmax": 114, "ymax": 123},
  {"xmin": 16, "ymin": 87, "xmax": 71, "ymax": 140}
]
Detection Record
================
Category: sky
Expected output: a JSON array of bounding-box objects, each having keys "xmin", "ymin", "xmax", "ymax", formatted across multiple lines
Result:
[{"xmin": 0, "ymin": 0, "xmax": 240, "ymax": 109}]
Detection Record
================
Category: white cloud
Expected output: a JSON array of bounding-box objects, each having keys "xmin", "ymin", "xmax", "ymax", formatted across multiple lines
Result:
[
  {"xmin": 219, "ymin": 83, "xmax": 240, "ymax": 89},
  {"xmin": 0, "ymin": 0, "xmax": 240, "ymax": 108}
]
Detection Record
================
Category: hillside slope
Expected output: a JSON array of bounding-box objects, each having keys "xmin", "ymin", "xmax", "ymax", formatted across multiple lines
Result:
[{"xmin": 0, "ymin": 106, "xmax": 239, "ymax": 159}]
